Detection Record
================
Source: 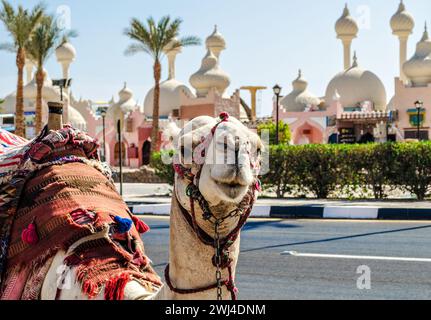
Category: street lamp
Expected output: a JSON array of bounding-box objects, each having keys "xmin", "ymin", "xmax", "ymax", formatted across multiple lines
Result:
[
  {"xmin": 117, "ymin": 119, "xmax": 123, "ymax": 196},
  {"xmin": 97, "ymin": 105, "xmax": 109, "ymax": 162},
  {"xmin": 52, "ymin": 78, "xmax": 72, "ymax": 102},
  {"xmin": 415, "ymin": 100, "xmax": 424, "ymax": 141},
  {"xmin": 273, "ymin": 84, "xmax": 282, "ymax": 145}
]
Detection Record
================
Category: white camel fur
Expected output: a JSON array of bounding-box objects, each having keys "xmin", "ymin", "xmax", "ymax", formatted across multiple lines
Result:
[{"xmin": 40, "ymin": 115, "xmax": 263, "ymax": 300}]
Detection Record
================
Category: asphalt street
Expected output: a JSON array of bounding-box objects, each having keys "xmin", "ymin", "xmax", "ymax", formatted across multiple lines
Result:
[{"xmin": 140, "ymin": 217, "xmax": 431, "ymax": 300}]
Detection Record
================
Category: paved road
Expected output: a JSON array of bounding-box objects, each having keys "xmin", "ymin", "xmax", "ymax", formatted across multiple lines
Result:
[{"xmin": 140, "ymin": 217, "xmax": 431, "ymax": 300}]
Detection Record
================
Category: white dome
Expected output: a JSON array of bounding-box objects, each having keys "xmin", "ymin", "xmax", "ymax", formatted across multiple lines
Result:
[
  {"xmin": 390, "ymin": 1, "xmax": 415, "ymax": 35},
  {"xmin": 118, "ymin": 84, "xmax": 133, "ymax": 102},
  {"xmin": 56, "ymin": 41, "xmax": 76, "ymax": 63},
  {"xmin": 403, "ymin": 25, "xmax": 431, "ymax": 86},
  {"xmin": 68, "ymin": 105, "xmax": 87, "ymax": 131},
  {"xmin": 206, "ymin": 25, "xmax": 226, "ymax": 56},
  {"xmin": 23, "ymin": 70, "xmax": 60, "ymax": 101},
  {"xmin": 144, "ymin": 79, "xmax": 195, "ymax": 117},
  {"xmin": 164, "ymin": 37, "xmax": 182, "ymax": 55},
  {"xmin": 325, "ymin": 54, "xmax": 387, "ymax": 110},
  {"xmin": 335, "ymin": 4, "xmax": 358, "ymax": 39},
  {"xmin": 189, "ymin": 50, "xmax": 230, "ymax": 97},
  {"xmin": 280, "ymin": 70, "xmax": 322, "ymax": 112}
]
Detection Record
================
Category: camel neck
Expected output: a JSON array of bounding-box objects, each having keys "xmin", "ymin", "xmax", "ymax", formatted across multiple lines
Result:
[{"xmin": 163, "ymin": 195, "xmax": 241, "ymax": 300}]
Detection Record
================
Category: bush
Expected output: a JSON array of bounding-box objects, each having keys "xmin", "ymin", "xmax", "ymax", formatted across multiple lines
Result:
[
  {"xmin": 151, "ymin": 142, "xmax": 431, "ymax": 200},
  {"xmin": 150, "ymin": 150, "xmax": 175, "ymax": 185},
  {"xmin": 257, "ymin": 120, "xmax": 291, "ymax": 145},
  {"xmin": 392, "ymin": 142, "xmax": 431, "ymax": 200}
]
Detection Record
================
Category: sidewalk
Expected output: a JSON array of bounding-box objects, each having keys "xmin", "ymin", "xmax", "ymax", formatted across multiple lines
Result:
[{"xmin": 118, "ymin": 183, "xmax": 431, "ymax": 220}]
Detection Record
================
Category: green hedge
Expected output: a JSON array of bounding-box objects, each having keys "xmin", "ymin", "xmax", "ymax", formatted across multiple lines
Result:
[
  {"xmin": 262, "ymin": 142, "xmax": 431, "ymax": 200},
  {"xmin": 151, "ymin": 142, "xmax": 431, "ymax": 200}
]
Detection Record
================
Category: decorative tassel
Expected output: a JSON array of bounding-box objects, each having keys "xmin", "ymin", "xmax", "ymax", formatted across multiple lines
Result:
[
  {"xmin": 113, "ymin": 216, "xmax": 133, "ymax": 234},
  {"xmin": 255, "ymin": 179, "xmax": 262, "ymax": 192},
  {"xmin": 219, "ymin": 112, "xmax": 230, "ymax": 121},
  {"xmin": 132, "ymin": 216, "xmax": 150, "ymax": 234},
  {"xmin": 21, "ymin": 218, "xmax": 39, "ymax": 245}
]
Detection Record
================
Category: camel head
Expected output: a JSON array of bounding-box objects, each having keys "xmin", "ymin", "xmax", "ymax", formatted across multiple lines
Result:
[{"xmin": 173, "ymin": 114, "xmax": 263, "ymax": 218}]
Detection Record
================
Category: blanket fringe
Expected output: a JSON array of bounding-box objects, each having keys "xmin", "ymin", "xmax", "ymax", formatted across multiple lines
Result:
[{"xmin": 104, "ymin": 273, "xmax": 130, "ymax": 300}]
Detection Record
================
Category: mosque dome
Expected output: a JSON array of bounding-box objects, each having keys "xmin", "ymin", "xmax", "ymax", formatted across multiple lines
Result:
[
  {"xmin": 335, "ymin": 4, "xmax": 358, "ymax": 39},
  {"xmin": 68, "ymin": 105, "xmax": 87, "ymax": 131},
  {"xmin": 189, "ymin": 50, "xmax": 230, "ymax": 97},
  {"xmin": 164, "ymin": 37, "xmax": 182, "ymax": 55},
  {"xmin": 23, "ymin": 70, "xmax": 60, "ymax": 101},
  {"xmin": 205, "ymin": 25, "xmax": 226, "ymax": 56},
  {"xmin": 280, "ymin": 70, "xmax": 322, "ymax": 112},
  {"xmin": 116, "ymin": 83, "xmax": 137, "ymax": 113},
  {"xmin": 144, "ymin": 79, "xmax": 196, "ymax": 117},
  {"xmin": 390, "ymin": 1, "xmax": 415, "ymax": 35},
  {"xmin": 55, "ymin": 41, "xmax": 76, "ymax": 63},
  {"xmin": 403, "ymin": 24, "xmax": 431, "ymax": 87},
  {"xmin": 325, "ymin": 54, "xmax": 387, "ymax": 110}
]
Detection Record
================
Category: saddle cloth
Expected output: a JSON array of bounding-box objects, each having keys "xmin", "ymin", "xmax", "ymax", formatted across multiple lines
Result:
[{"xmin": 0, "ymin": 126, "xmax": 161, "ymax": 300}]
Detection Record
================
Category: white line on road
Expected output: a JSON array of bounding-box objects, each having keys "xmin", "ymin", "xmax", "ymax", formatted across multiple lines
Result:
[{"xmin": 281, "ymin": 251, "xmax": 431, "ymax": 263}]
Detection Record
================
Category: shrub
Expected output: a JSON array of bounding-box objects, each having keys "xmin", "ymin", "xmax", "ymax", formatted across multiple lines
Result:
[
  {"xmin": 257, "ymin": 120, "xmax": 291, "ymax": 145},
  {"xmin": 150, "ymin": 150, "xmax": 175, "ymax": 185},
  {"xmin": 392, "ymin": 142, "xmax": 431, "ymax": 200}
]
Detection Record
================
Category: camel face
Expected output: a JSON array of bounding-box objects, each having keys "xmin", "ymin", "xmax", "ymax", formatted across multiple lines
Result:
[{"xmin": 176, "ymin": 115, "xmax": 263, "ymax": 208}]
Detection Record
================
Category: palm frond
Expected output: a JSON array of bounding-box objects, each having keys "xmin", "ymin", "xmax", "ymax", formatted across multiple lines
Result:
[
  {"xmin": 0, "ymin": 42, "xmax": 16, "ymax": 52},
  {"xmin": 124, "ymin": 15, "xmax": 201, "ymax": 62},
  {"xmin": 178, "ymin": 35, "xmax": 201, "ymax": 48},
  {"xmin": 124, "ymin": 43, "xmax": 153, "ymax": 57}
]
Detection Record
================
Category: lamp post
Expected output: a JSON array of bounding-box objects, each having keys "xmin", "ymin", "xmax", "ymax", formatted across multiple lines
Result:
[
  {"xmin": 97, "ymin": 105, "xmax": 109, "ymax": 162},
  {"xmin": 117, "ymin": 120, "xmax": 123, "ymax": 196},
  {"xmin": 52, "ymin": 78, "xmax": 72, "ymax": 102},
  {"xmin": 273, "ymin": 84, "xmax": 282, "ymax": 145},
  {"xmin": 415, "ymin": 100, "xmax": 424, "ymax": 141}
]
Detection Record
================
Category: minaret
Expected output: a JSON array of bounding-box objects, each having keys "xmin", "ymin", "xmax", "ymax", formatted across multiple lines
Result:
[
  {"xmin": 205, "ymin": 25, "xmax": 226, "ymax": 58},
  {"xmin": 55, "ymin": 40, "xmax": 76, "ymax": 123},
  {"xmin": 335, "ymin": 4, "xmax": 359, "ymax": 70},
  {"xmin": 163, "ymin": 38, "xmax": 182, "ymax": 80},
  {"xmin": 25, "ymin": 59, "xmax": 35, "ymax": 84},
  {"xmin": 390, "ymin": 0, "xmax": 415, "ymax": 83}
]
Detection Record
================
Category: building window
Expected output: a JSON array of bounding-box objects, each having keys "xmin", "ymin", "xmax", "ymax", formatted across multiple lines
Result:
[{"xmin": 404, "ymin": 130, "xmax": 429, "ymax": 141}]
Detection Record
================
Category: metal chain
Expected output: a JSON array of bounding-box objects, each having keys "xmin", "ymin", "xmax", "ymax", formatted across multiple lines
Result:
[{"xmin": 214, "ymin": 220, "xmax": 223, "ymax": 300}]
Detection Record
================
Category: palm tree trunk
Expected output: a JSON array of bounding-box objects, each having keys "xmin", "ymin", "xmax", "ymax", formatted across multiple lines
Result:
[
  {"xmin": 15, "ymin": 47, "xmax": 26, "ymax": 137},
  {"xmin": 151, "ymin": 59, "xmax": 161, "ymax": 154},
  {"xmin": 35, "ymin": 67, "xmax": 44, "ymax": 133}
]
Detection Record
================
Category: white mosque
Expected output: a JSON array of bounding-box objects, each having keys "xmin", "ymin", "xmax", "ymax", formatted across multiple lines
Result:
[
  {"xmin": 1, "ymin": 1, "xmax": 431, "ymax": 166},
  {"xmin": 0, "ymin": 25, "xmax": 250, "ymax": 167},
  {"xmin": 277, "ymin": 1, "xmax": 431, "ymax": 145}
]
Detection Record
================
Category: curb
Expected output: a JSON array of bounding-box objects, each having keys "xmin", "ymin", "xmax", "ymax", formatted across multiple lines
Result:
[{"xmin": 129, "ymin": 203, "xmax": 431, "ymax": 220}]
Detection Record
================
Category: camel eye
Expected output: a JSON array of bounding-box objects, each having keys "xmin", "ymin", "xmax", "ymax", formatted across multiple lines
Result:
[{"xmin": 257, "ymin": 148, "xmax": 262, "ymax": 156}]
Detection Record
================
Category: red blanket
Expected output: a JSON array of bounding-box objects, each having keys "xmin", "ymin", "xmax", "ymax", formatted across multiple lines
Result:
[{"xmin": 0, "ymin": 126, "xmax": 161, "ymax": 300}]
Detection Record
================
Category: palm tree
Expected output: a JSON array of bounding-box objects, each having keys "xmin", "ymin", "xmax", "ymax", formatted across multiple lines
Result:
[
  {"xmin": 26, "ymin": 15, "xmax": 72, "ymax": 133},
  {"xmin": 0, "ymin": 1, "xmax": 44, "ymax": 137},
  {"xmin": 124, "ymin": 16, "xmax": 201, "ymax": 153}
]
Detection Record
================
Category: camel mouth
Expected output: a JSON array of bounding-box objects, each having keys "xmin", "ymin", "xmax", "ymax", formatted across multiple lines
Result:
[{"xmin": 214, "ymin": 180, "xmax": 248, "ymax": 200}]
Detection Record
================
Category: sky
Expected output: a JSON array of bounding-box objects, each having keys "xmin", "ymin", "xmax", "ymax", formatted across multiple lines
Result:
[{"xmin": 1, "ymin": 0, "xmax": 431, "ymax": 116}]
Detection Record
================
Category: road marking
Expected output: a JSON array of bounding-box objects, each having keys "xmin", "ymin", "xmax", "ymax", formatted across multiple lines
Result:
[{"xmin": 281, "ymin": 251, "xmax": 431, "ymax": 263}]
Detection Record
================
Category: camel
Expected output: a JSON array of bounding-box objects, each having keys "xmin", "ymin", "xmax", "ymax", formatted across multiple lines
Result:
[{"xmin": 0, "ymin": 103, "xmax": 263, "ymax": 300}]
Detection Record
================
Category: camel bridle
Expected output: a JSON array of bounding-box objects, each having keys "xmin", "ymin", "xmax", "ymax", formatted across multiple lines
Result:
[{"xmin": 165, "ymin": 113, "xmax": 259, "ymax": 301}]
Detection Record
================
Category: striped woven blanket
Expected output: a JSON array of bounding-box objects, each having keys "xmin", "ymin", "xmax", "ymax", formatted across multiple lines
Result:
[{"xmin": 0, "ymin": 126, "xmax": 161, "ymax": 300}]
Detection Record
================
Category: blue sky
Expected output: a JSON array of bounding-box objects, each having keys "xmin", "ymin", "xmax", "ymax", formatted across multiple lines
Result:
[{"xmin": 1, "ymin": 0, "xmax": 431, "ymax": 116}]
